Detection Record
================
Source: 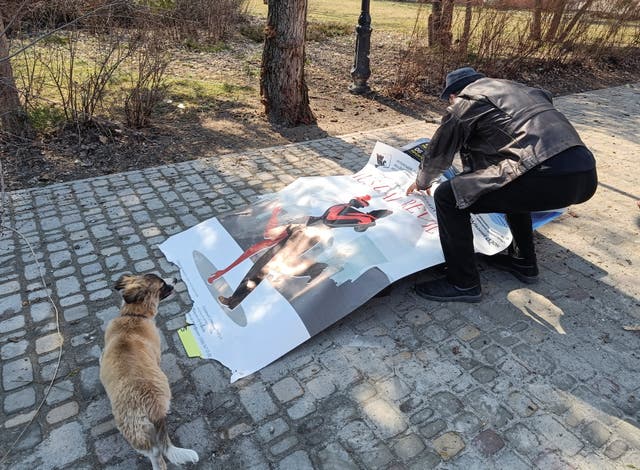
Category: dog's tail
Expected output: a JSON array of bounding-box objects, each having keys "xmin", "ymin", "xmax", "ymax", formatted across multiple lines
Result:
[{"xmin": 153, "ymin": 418, "xmax": 200, "ymax": 466}]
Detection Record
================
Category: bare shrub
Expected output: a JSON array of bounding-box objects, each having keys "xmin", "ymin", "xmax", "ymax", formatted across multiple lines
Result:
[
  {"xmin": 124, "ymin": 37, "xmax": 170, "ymax": 128},
  {"xmin": 38, "ymin": 28, "xmax": 132, "ymax": 127},
  {"xmin": 395, "ymin": 1, "xmax": 640, "ymax": 94},
  {"xmin": 170, "ymin": 0, "xmax": 246, "ymax": 45}
]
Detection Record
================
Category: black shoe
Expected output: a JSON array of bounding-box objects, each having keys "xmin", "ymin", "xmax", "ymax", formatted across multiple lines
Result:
[
  {"xmin": 486, "ymin": 254, "xmax": 539, "ymax": 284},
  {"xmin": 414, "ymin": 278, "xmax": 482, "ymax": 303}
]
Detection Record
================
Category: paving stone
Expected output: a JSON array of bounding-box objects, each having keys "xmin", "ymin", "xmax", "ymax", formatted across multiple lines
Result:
[
  {"xmin": 582, "ymin": 420, "xmax": 612, "ymax": 447},
  {"xmin": 317, "ymin": 442, "xmax": 359, "ymax": 469},
  {"xmin": 504, "ymin": 423, "xmax": 541, "ymax": 456},
  {"xmin": 257, "ymin": 417, "xmax": 289, "ymax": 443},
  {"xmin": 376, "ymin": 376, "xmax": 410, "ymax": 401},
  {"xmin": 270, "ymin": 435, "xmax": 299, "ymax": 455},
  {"xmin": 471, "ymin": 366, "xmax": 498, "ymax": 384},
  {"xmin": 63, "ymin": 304, "xmax": 89, "ymax": 322},
  {"xmin": 0, "ymin": 280, "xmax": 20, "ymax": 296},
  {"xmin": 456, "ymin": 324, "xmax": 481, "ymax": 341},
  {"xmin": 429, "ymin": 391, "xmax": 463, "ymax": 417},
  {"xmin": 94, "ymin": 431, "xmax": 132, "ymax": 465},
  {"xmin": 0, "ymin": 315, "xmax": 25, "ymax": 333},
  {"xmin": 173, "ymin": 417, "xmax": 210, "ymax": 457},
  {"xmin": 55, "ymin": 276, "xmax": 80, "ymax": 297},
  {"xmin": 530, "ymin": 414, "xmax": 584, "ymax": 456},
  {"xmin": 0, "ymin": 294, "xmax": 22, "ymax": 315},
  {"xmin": 24, "ymin": 421, "xmax": 86, "ymax": 469},
  {"xmin": 350, "ymin": 382, "xmax": 376, "ymax": 402},
  {"xmin": 363, "ymin": 398, "xmax": 408, "ymax": 438},
  {"xmin": 533, "ymin": 450, "xmax": 576, "ymax": 469},
  {"xmin": 452, "ymin": 411, "xmax": 483, "ymax": 435},
  {"xmin": 13, "ymin": 423, "xmax": 43, "ymax": 451},
  {"xmin": 45, "ymin": 379, "xmax": 75, "ymax": 405},
  {"xmin": 408, "ymin": 451, "xmax": 442, "ymax": 470},
  {"xmin": 481, "ymin": 344, "xmax": 506, "ymax": 363},
  {"xmin": 2, "ymin": 357, "xmax": 33, "ymax": 391},
  {"xmin": 287, "ymin": 395, "xmax": 316, "ymax": 420},
  {"xmin": 272, "ymin": 376, "xmax": 304, "ymax": 403},
  {"xmin": 30, "ymin": 302, "xmax": 53, "ymax": 322},
  {"xmin": 605, "ymin": 439, "xmax": 629, "ymax": 460},
  {"xmin": 239, "ymin": 381, "xmax": 278, "ymax": 422},
  {"xmin": 277, "ymin": 450, "xmax": 313, "ymax": 470},
  {"xmin": 306, "ymin": 374, "xmax": 336, "ymax": 400},
  {"xmin": 393, "ymin": 433, "xmax": 425, "ymax": 460},
  {"xmin": 507, "ymin": 390, "xmax": 539, "ymax": 417},
  {"xmin": 1, "ymin": 338, "xmax": 29, "ymax": 359},
  {"xmin": 46, "ymin": 401, "xmax": 79, "ymax": 424},
  {"xmin": 4, "ymin": 387, "xmax": 36, "ymax": 413},
  {"xmin": 79, "ymin": 365, "xmax": 101, "ymax": 398},
  {"xmin": 473, "ymin": 429, "xmax": 505, "ymax": 456},
  {"xmin": 432, "ymin": 432, "xmax": 465, "ymax": 460},
  {"xmin": 419, "ymin": 419, "xmax": 447, "ymax": 439},
  {"xmin": 465, "ymin": 388, "xmax": 513, "ymax": 428},
  {"xmin": 35, "ymin": 332, "xmax": 63, "ymax": 355}
]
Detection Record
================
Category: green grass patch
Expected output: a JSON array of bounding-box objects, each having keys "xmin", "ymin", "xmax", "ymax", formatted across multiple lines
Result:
[
  {"xmin": 167, "ymin": 77, "xmax": 253, "ymax": 107},
  {"xmin": 182, "ymin": 38, "xmax": 230, "ymax": 53},
  {"xmin": 307, "ymin": 21, "xmax": 352, "ymax": 41},
  {"xmin": 28, "ymin": 104, "xmax": 66, "ymax": 132},
  {"xmin": 239, "ymin": 24, "xmax": 264, "ymax": 42},
  {"xmin": 245, "ymin": 0, "xmax": 423, "ymax": 31}
]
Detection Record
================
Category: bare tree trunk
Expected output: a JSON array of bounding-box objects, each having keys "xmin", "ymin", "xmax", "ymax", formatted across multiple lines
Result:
[
  {"xmin": 557, "ymin": 0, "xmax": 594, "ymax": 43},
  {"xmin": 545, "ymin": 0, "xmax": 567, "ymax": 43},
  {"xmin": 440, "ymin": 0, "xmax": 454, "ymax": 47},
  {"xmin": 260, "ymin": 0, "xmax": 315, "ymax": 126},
  {"xmin": 0, "ymin": 12, "xmax": 30, "ymax": 137},
  {"xmin": 428, "ymin": 0, "xmax": 442, "ymax": 47},
  {"xmin": 429, "ymin": 0, "xmax": 454, "ymax": 49},
  {"xmin": 459, "ymin": 0, "xmax": 473, "ymax": 54},
  {"xmin": 530, "ymin": 0, "xmax": 542, "ymax": 41}
]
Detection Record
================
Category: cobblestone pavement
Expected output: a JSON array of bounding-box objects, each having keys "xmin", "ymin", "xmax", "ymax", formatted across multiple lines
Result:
[{"xmin": 1, "ymin": 84, "xmax": 639, "ymax": 470}]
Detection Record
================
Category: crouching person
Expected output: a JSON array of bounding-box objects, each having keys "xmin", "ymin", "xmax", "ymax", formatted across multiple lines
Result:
[{"xmin": 406, "ymin": 67, "xmax": 597, "ymax": 302}]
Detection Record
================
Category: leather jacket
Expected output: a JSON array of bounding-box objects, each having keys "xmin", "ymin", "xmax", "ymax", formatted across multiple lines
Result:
[{"xmin": 416, "ymin": 78, "xmax": 586, "ymax": 209}]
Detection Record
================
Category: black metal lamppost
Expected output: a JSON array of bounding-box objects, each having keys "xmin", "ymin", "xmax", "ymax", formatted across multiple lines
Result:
[{"xmin": 350, "ymin": 0, "xmax": 372, "ymax": 94}]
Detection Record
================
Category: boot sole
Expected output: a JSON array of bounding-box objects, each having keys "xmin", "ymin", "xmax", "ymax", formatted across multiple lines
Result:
[
  {"xmin": 415, "ymin": 289, "xmax": 482, "ymax": 303},
  {"xmin": 496, "ymin": 266, "xmax": 539, "ymax": 284},
  {"xmin": 484, "ymin": 257, "xmax": 539, "ymax": 284}
]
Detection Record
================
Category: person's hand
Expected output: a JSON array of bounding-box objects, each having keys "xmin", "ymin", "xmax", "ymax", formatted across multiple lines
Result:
[
  {"xmin": 406, "ymin": 182, "xmax": 418, "ymax": 195},
  {"xmin": 406, "ymin": 182, "xmax": 431, "ymax": 196}
]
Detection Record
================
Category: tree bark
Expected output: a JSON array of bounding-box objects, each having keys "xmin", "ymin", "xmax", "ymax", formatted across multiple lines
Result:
[
  {"xmin": 530, "ymin": 0, "xmax": 542, "ymax": 41},
  {"xmin": 459, "ymin": 0, "xmax": 473, "ymax": 54},
  {"xmin": 260, "ymin": 0, "xmax": 315, "ymax": 127},
  {"xmin": 428, "ymin": 0, "xmax": 443, "ymax": 48},
  {"xmin": 440, "ymin": 0, "xmax": 454, "ymax": 47},
  {"xmin": 429, "ymin": 0, "xmax": 454, "ymax": 49},
  {"xmin": 545, "ymin": 0, "xmax": 567, "ymax": 43},
  {"xmin": 0, "ymin": 12, "xmax": 30, "ymax": 137}
]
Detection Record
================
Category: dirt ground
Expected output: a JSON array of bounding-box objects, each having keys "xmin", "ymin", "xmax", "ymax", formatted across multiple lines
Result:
[{"xmin": 2, "ymin": 31, "xmax": 640, "ymax": 191}]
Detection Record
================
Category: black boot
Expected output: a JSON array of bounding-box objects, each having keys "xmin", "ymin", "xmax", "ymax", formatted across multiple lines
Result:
[
  {"xmin": 485, "ymin": 254, "xmax": 539, "ymax": 284},
  {"xmin": 415, "ymin": 278, "xmax": 482, "ymax": 303}
]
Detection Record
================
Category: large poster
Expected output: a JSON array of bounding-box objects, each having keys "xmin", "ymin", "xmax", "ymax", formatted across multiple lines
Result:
[{"xmin": 159, "ymin": 142, "xmax": 560, "ymax": 382}]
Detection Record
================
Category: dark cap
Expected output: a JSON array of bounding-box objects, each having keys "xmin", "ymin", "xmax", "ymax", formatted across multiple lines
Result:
[{"xmin": 440, "ymin": 67, "xmax": 486, "ymax": 100}]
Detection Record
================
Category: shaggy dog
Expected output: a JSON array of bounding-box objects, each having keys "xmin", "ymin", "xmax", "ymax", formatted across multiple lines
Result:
[{"xmin": 100, "ymin": 274, "xmax": 199, "ymax": 469}]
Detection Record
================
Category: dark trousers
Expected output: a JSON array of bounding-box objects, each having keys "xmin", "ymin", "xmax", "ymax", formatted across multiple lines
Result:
[{"xmin": 433, "ymin": 167, "xmax": 598, "ymax": 288}]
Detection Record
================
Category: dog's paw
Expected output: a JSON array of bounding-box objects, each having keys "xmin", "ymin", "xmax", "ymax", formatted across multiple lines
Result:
[{"xmin": 166, "ymin": 446, "xmax": 199, "ymax": 464}]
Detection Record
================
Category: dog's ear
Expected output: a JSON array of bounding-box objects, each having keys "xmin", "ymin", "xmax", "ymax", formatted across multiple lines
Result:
[
  {"xmin": 114, "ymin": 275, "xmax": 130, "ymax": 291},
  {"xmin": 114, "ymin": 275, "xmax": 147, "ymax": 304},
  {"xmin": 122, "ymin": 287, "xmax": 146, "ymax": 304}
]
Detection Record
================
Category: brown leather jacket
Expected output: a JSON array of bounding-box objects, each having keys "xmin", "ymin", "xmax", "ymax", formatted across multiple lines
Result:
[{"xmin": 416, "ymin": 78, "xmax": 586, "ymax": 209}]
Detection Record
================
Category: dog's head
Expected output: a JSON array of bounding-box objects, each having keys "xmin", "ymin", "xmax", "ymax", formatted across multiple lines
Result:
[{"xmin": 114, "ymin": 274, "xmax": 175, "ymax": 308}]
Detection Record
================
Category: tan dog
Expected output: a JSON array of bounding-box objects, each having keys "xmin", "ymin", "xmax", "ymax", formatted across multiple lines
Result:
[{"xmin": 100, "ymin": 274, "xmax": 199, "ymax": 470}]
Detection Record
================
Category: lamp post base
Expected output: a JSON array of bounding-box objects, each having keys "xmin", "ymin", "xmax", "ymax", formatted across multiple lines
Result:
[{"xmin": 349, "ymin": 81, "xmax": 372, "ymax": 95}]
